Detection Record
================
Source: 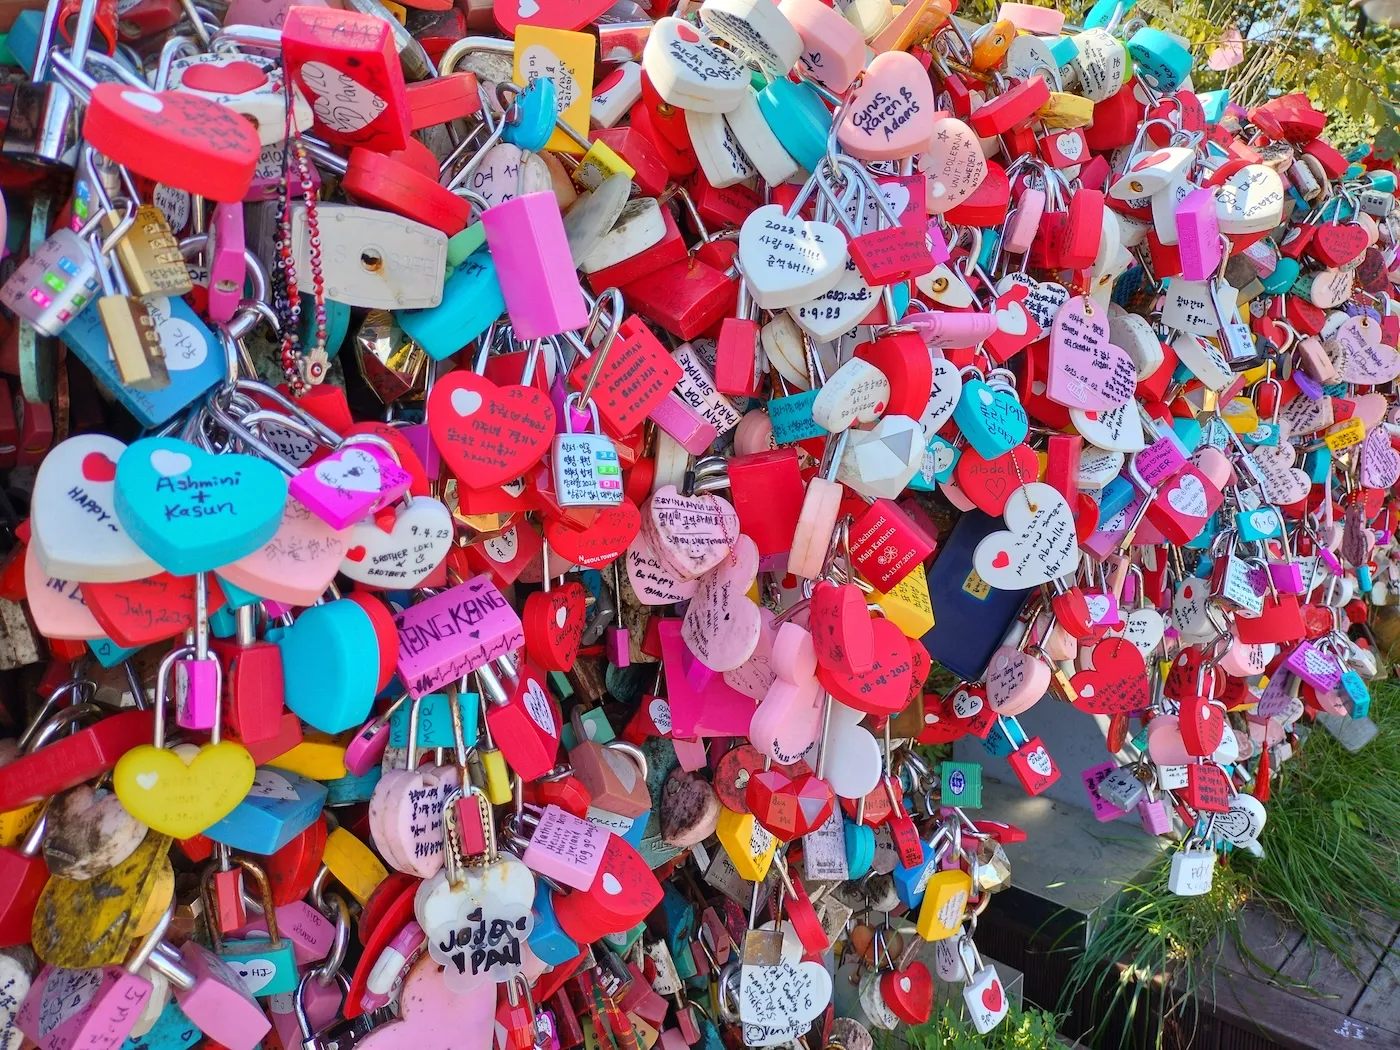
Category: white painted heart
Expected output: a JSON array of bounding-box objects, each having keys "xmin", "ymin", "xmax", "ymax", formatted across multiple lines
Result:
[
  {"xmin": 300, "ymin": 61, "xmax": 387, "ymax": 134},
  {"xmin": 149, "ymin": 449, "xmax": 192, "ymax": 476},
  {"xmin": 315, "ymin": 448, "xmax": 381, "ymax": 494},
  {"xmin": 451, "ymin": 389, "xmax": 483, "ymax": 416}
]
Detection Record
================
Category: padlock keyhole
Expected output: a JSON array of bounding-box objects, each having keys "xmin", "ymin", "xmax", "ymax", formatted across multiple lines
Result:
[{"xmin": 360, "ymin": 248, "xmax": 384, "ymax": 272}]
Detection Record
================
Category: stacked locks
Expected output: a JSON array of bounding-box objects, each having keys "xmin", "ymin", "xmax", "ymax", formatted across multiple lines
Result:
[{"xmin": 0, "ymin": 0, "xmax": 1392, "ymax": 1041}]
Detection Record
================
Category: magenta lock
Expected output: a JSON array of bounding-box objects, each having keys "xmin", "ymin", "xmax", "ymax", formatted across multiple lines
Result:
[
  {"xmin": 361, "ymin": 921, "xmax": 426, "ymax": 1012},
  {"xmin": 481, "ymin": 192, "xmax": 588, "ymax": 340},
  {"xmin": 175, "ymin": 573, "xmax": 221, "ymax": 732},
  {"xmin": 272, "ymin": 973, "xmax": 348, "ymax": 1050},
  {"xmin": 1080, "ymin": 761, "xmax": 1124, "ymax": 823},
  {"xmin": 521, "ymin": 803, "xmax": 610, "ymax": 890},
  {"xmin": 206, "ymin": 200, "xmax": 247, "ymax": 324},
  {"xmin": 1174, "ymin": 188, "xmax": 1222, "ymax": 282},
  {"xmin": 343, "ymin": 695, "xmax": 407, "ymax": 777},
  {"xmin": 288, "ymin": 439, "xmax": 413, "ymax": 530},
  {"xmin": 655, "ymin": 619, "xmax": 755, "ymax": 738},
  {"xmin": 394, "ymin": 575, "xmax": 524, "ymax": 697},
  {"xmin": 648, "ymin": 393, "xmax": 719, "ymax": 456}
]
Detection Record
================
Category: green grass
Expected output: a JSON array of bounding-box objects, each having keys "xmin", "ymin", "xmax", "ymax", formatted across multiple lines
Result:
[
  {"xmin": 1054, "ymin": 681, "xmax": 1400, "ymax": 1047},
  {"xmin": 879, "ymin": 1002, "xmax": 1065, "ymax": 1050}
]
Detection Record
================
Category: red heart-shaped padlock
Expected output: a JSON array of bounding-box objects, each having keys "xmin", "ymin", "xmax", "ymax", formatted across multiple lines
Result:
[
  {"xmin": 880, "ymin": 962, "xmax": 933, "ymax": 1025},
  {"xmin": 815, "ymin": 617, "xmax": 913, "ymax": 716},
  {"xmin": 1071, "ymin": 637, "xmax": 1150, "ymax": 715},
  {"xmin": 1178, "ymin": 694, "xmax": 1226, "ymax": 756},
  {"xmin": 428, "ymin": 371, "xmax": 555, "ymax": 489},
  {"xmin": 954, "ymin": 444, "xmax": 1039, "ymax": 517},
  {"xmin": 82, "ymin": 573, "xmax": 226, "ymax": 648},
  {"xmin": 1310, "ymin": 222, "xmax": 1368, "ymax": 268},
  {"xmin": 809, "ymin": 581, "xmax": 875, "ymax": 674},
  {"xmin": 522, "ymin": 581, "xmax": 587, "ymax": 671},
  {"xmin": 544, "ymin": 501, "xmax": 641, "ymax": 570}
]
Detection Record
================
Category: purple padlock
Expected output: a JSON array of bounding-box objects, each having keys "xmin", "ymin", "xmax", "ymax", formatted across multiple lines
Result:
[
  {"xmin": 480, "ymin": 192, "xmax": 588, "ymax": 340},
  {"xmin": 1283, "ymin": 640, "xmax": 1343, "ymax": 692}
]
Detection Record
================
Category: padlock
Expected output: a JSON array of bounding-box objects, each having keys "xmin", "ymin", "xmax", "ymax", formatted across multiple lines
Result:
[{"xmin": 200, "ymin": 857, "xmax": 299, "ymax": 997}]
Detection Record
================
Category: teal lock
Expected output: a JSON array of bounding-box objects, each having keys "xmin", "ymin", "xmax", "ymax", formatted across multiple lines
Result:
[
  {"xmin": 114, "ymin": 437, "xmax": 288, "ymax": 576},
  {"xmin": 202, "ymin": 858, "xmax": 299, "ymax": 996},
  {"xmin": 397, "ymin": 250, "xmax": 505, "ymax": 361},
  {"xmin": 61, "ymin": 296, "xmax": 224, "ymax": 427},
  {"xmin": 326, "ymin": 765, "xmax": 381, "ymax": 805},
  {"xmin": 1198, "ymin": 89, "xmax": 1229, "ymax": 123},
  {"xmin": 1098, "ymin": 475, "xmax": 1134, "ymax": 520},
  {"xmin": 1304, "ymin": 446, "xmax": 1332, "ymax": 483},
  {"xmin": 1357, "ymin": 563, "xmax": 1373, "ymax": 591},
  {"xmin": 1046, "ymin": 34, "xmax": 1079, "ymax": 67},
  {"xmin": 1237, "ymin": 506, "xmax": 1282, "ymax": 541},
  {"xmin": 1126, "ymin": 27, "xmax": 1191, "ymax": 92},
  {"xmin": 89, "ymin": 637, "xmax": 140, "ymax": 668},
  {"xmin": 1083, "ymin": 0, "xmax": 1134, "ymax": 29},
  {"xmin": 205, "ymin": 766, "xmax": 328, "ymax": 854},
  {"xmin": 952, "ymin": 376, "xmax": 1027, "ymax": 459},
  {"xmin": 274, "ymin": 600, "xmax": 379, "ymax": 733},
  {"xmin": 755, "ymin": 77, "xmax": 831, "ymax": 173},
  {"xmin": 531, "ymin": 886, "xmax": 581, "ymax": 965},
  {"xmin": 1339, "ymin": 671, "xmax": 1370, "ymax": 719},
  {"xmin": 769, "ymin": 389, "xmax": 826, "ymax": 445},
  {"xmin": 982, "ymin": 718, "xmax": 1020, "ymax": 758},
  {"xmin": 1259, "ymin": 256, "xmax": 1300, "ymax": 295},
  {"xmin": 843, "ymin": 820, "xmax": 875, "ymax": 878},
  {"xmin": 1184, "ymin": 510, "xmax": 1219, "ymax": 550},
  {"xmin": 121, "ymin": 999, "xmax": 201, "ymax": 1050},
  {"xmin": 909, "ymin": 434, "xmax": 958, "ymax": 492},
  {"xmin": 501, "ymin": 77, "xmax": 558, "ymax": 151},
  {"xmin": 601, "ymin": 920, "xmax": 646, "ymax": 956},
  {"xmin": 1171, "ymin": 416, "xmax": 1202, "ymax": 453},
  {"xmin": 661, "ymin": 885, "xmax": 696, "ymax": 979},
  {"xmin": 1366, "ymin": 171, "xmax": 1397, "ymax": 194},
  {"xmin": 389, "ymin": 690, "xmax": 480, "ymax": 748},
  {"xmin": 1244, "ymin": 421, "xmax": 1281, "ymax": 447},
  {"xmin": 300, "ymin": 293, "xmax": 351, "ymax": 360}
]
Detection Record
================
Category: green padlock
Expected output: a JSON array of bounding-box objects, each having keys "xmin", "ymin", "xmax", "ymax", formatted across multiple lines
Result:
[{"xmin": 201, "ymin": 857, "xmax": 298, "ymax": 998}]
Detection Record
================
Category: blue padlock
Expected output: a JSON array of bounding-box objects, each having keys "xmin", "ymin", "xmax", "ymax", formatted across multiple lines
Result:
[
  {"xmin": 61, "ymin": 296, "xmax": 224, "ymax": 427},
  {"xmin": 530, "ymin": 886, "xmax": 581, "ymax": 965},
  {"xmin": 121, "ymin": 999, "xmax": 201, "ymax": 1050},
  {"xmin": 274, "ymin": 600, "xmax": 379, "ymax": 733},
  {"xmin": 90, "ymin": 637, "xmax": 141, "ymax": 668},
  {"xmin": 892, "ymin": 838, "xmax": 937, "ymax": 909},
  {"xmin": 205, "ymin": 766, "xmax": 328, "ymax": 853},
  {"xmin": 769, "ymin": 389, "xmax": 827, "ymax": 445},
  {"xmin": 389, "ymin": 690, "xmax": 480, "ymax": 749},
  {"xmin": 1339, "ymin": 670, "xmax": 1370, "ymax": 719},
  {"xmin": 397, "ymin": 250, "xmax": 505, "ymax": 361},
  {"xmin": 755, "ymin": 77, "xmax": 831, "ymax": 173},
  {"xmin": 326, "ymin": 766, "xmax": 382, "ymax": 805},
  {"xmin": 844, "ymin": 820, "xmax": 875, "ymax": 879},
  {"xmin": 952, "ymin": 375, "xmax": 1027, "ymax": 459},
  {"xmin": 1126, "ymin": 27, "xmax": 1191, "ymax": 92}
]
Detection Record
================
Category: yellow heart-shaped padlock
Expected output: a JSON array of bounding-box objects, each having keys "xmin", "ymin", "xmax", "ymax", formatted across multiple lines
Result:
[{"xmin": 114, "ymin": 740, "xmax": 256, "ymax": 839}]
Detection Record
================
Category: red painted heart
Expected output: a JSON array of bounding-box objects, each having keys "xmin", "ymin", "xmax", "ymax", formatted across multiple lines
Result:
[
  {"xmin": 955, "ymin": 443, "xmax": 1039, "ymax": 517},
  {"xmin": 522, "ymin": 581, "xmax": 587, "ymax": 672},
  {"xmin": 544, "ymin": 501, "xmax": 641, "ymax": 570},
  {"xmin": 82, "ymin": 573, "xmax": 226, "ymax": 648},
  {"xmin": 881, "ymin": 962, "xmax": 933, "ymax": 1025},
  {"xmin": 815, "ymin": 617, "xmax": 913, "ymax": 716},
  {"xmin": 81, "ymin": 452, "xmax": 117, "ymax": 483},
  {"xmin": 982, "ymin": 980, "xmax": 1004, "ymax": 1013},
  {"xmin": 1070, "ymin": 637, "xmax": 1149, "ymax": 715},
  {"xmin": 493, "ymin": 0, "xmax": 616, "ymax": 37},
  {"xmin": 181, "ymin": 60, "xmax": 270, "ymax": 94},
  {"xmin": 429, "ymin": 371, "xmax": 555, "ymax": 490}
]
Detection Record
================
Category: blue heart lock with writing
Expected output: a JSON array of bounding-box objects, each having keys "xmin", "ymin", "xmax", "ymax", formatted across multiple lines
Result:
[
  {"xmin": 114, "ymin": 437, "xmax": 288, "ymax": 576},
  {"xmin": 953, "ymin": 378, "xmax": 1027, "ymax": 459}
]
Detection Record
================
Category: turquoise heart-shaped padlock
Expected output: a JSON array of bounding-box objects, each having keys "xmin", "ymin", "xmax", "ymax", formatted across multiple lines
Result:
[
  {"xmin": 272, "ymin": 599, "xmax": 379, "ymax": 733},
  {"xmin": 531, "ymin": 886, "xmax": 581, "ymax": 966},
  {"xmin": 756, "ymin": 77, "xmax": 832, "ymax": 173},
  {"xmin": 1126, "ymin": 27, "xmax": 1191, "ymax": 92},
  {"xmin": 397, "ymin": 249, "xmax": 506, "ymax": 362},
  {"xmin": 114, "ymin": 437, "xmax": 288, "ymax": 576},
  {"xmin": 952, "ymin": 377, "xmax": 1027, "ymax": 459},
  {"xmin": 844, "ymin": 820, "xmax": 875, "ymax": 879},
  {"xmin": 501, "ymin": 76, "xmax": 558, "ymax": 152},
  {"xmin": 1259, "ymin": 256, "xmax": 1300, "ymax": 295}
]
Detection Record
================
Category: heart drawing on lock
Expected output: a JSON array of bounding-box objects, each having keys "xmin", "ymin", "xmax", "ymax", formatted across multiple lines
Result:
[
  {"xmin": 682, "ymin": 534, "xmax": 763, "ymax": 672},
  {"xmin": 1024, "ymin": 746, "xmax": 1054, "ymax": 778},
  {"xmin": 113, "ymin": 740, "xmax": 256, "ymax": 839},
  {"xmin": 523, "ymin": 581, "xmax": 588, "ymax": 670},
  {"xmin": 340, "ymin": 497, "xmax": 454, "ymax": 589},
  {"xmin": 31, "ymin": 434, "xmax": 158, "ymax": 584},
  {"xmin": 427, "ymin": 372, "xmax": 556, "ymax": 490},
  {"xmin": 1165, "ymin": 472, "xmax": 1209, "ymax": 517},
  {"xmin": 314, "ymin": 447, "xmax": 382, "ymax": 494},
  {"xmin": 972, "ymin": 482, "xmax": 1079, "ymax": 589},
  {"xmin": 114, "ymin": 437, "xmax": 288, "ymax": 577}
]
